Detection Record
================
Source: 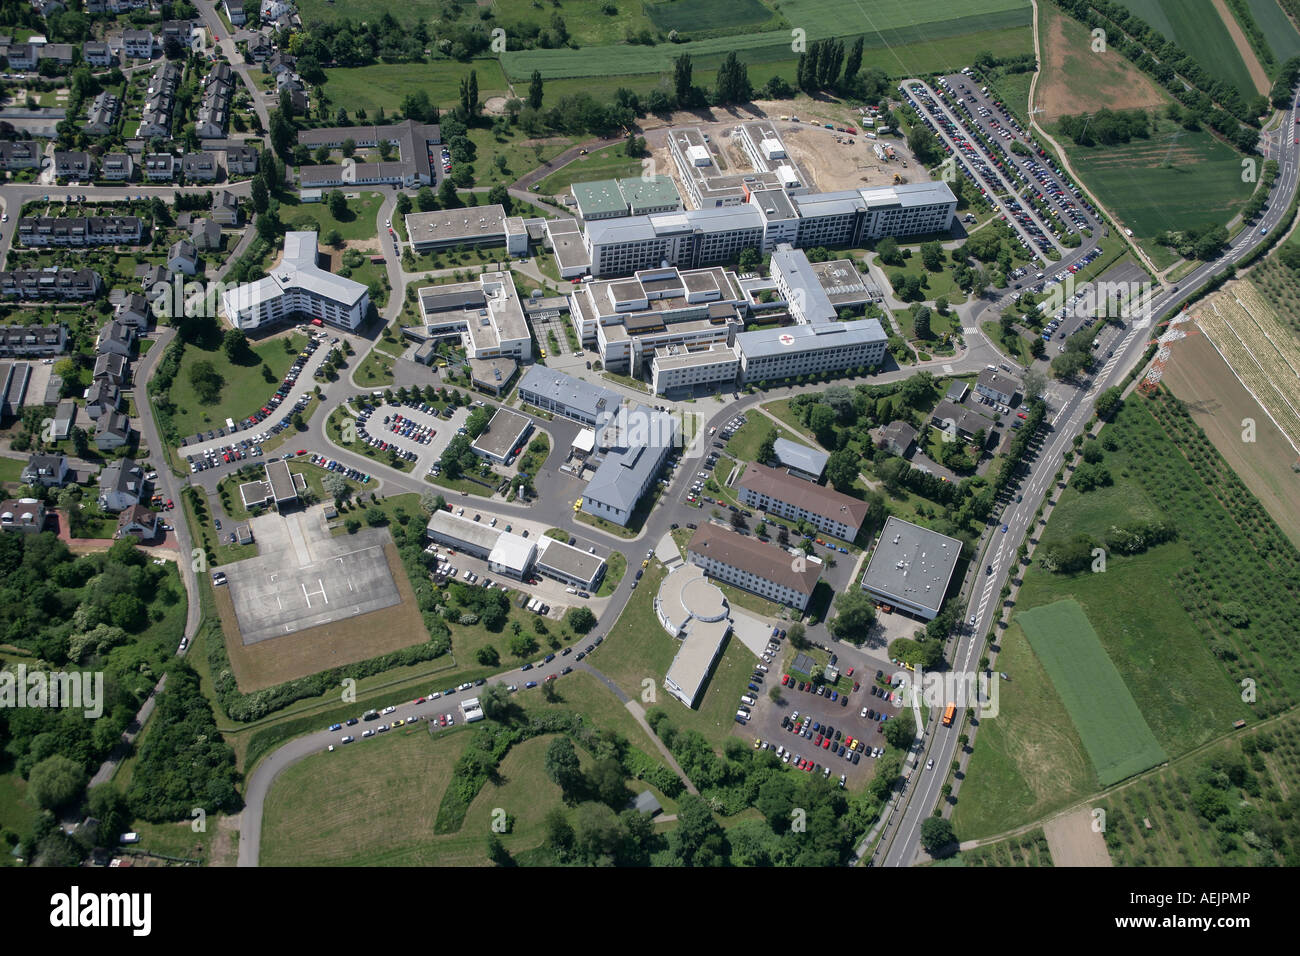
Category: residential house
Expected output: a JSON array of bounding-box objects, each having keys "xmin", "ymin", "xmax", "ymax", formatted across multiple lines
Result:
[
  {"xmin": 224, "ymin": 145, "xmax": 258, "ymax": 177},
  {"xmin": 116, "ymin": 504, "xmax": 159, "ymax": 539},
  {"xmin": 975, "ymin": 368, "xmax": 1020, "ymax": 406},
  {"xmin": 143, "ymin": 153, "xmax": 175, "ymax": 181},
  {"xmin": 875, "ymin": 420, "xmax": 918, "ymax": 458},
  {"xmin": 84, "ymin": 378, "xmax": 121, "ymax": 420},
  {"xmin": 82, "ymin": 41, "xmax": 113, "ymax": 66},
  {"xmin": 224, "ymin": 0, "xmax": 247, "ymax": 26},
  {"xmin": 97, "ymin": 458, "xmax": 144, "ymax": 512},
  {"xmin": 267, "ymin": 51, "xmax": 295, "ymax": 76},
  {"xmin": 21, "ymin": 453, "xmax": 68, "ymax": 487},
  {"xmin": 247, "ymin": 35, "xmax": 271, "ymax": 62},
  {"xmin": 0, "ymin": 325, "xmax": 68, "ymax": 357},
  {"xmin": 115, "ymin": 292, "xmax": 152, "ymax": 331},
  {"xmin": 53, "ymin": 151, "xmax": 94, "ymax": 181},
  {"xmin": 180, "ymin": 152, "xmax": 218, "ymax": 183},
  {"xmin": 92, "ymin": 351, "xmax": 129, "ymax": 386},
  {"xmin": 158, "ymin": 20, "xmax": 199, "ymax": 52},
  {"xmin": 261, "ymin": 1, "xmax": 293, "ymax": 23},
  {"xmin": 95, "ymin": 318, "xmax": 135, "ymax": 358},
  {"xmin": 18, "ymin": 215, "xmax": 142, "ymax": 247},
  {"xmin": 39, "ymin": 44, "xmax": 76, "ymax": 67},
  {"xmin": 0, "ymin": 499, "xmax": 46, "ymax": 534},
  {"xmin": 136, "ymin": 62, "xmax": 181, "ymax": 140},
  {"xmin": 211, "ymin": 189, "xmax": 241, "ymax": 226},
  {"xmin": 0, "ymin": 141, "xmax": 43, "ymax": 171},
  {"xmin": 168, "ymin": 238, "xmax": 198, "ymax": 275},
  {"xmin": 93, "ymin": 410, "xmax": 132, "ymax": 450},
  {"xmin": 287, "ymin": 88, "xmax": 308, "ymax": 114},
  {"xmin": 101, "ymin": 152, "xmax": 133, "ymax": 181},
  {"xmin": 4, "ymin": 43, "xmax": 38, "ymax": 71},
  {"xmin": 85, "ymin": 90, "xmax": 121, "ymax": 136},
  {"xmin": 51, "ymin": 402, "xmax": 76, "ymax": 441},
  {"xmin": 189, "ymin": 218, "xmax": 222, "ymax": 251},
  {"xmin": 0, "ymin": 269, "xmax": 101, "ymax": 300},
  {"xmin": 121, "ymin": 29, "xmax": 154, "ymax": 60}
]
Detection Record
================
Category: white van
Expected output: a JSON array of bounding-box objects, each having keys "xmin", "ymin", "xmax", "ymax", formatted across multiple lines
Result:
[
  {"xmin": 735, "ymin": 710, "xmax": 749, "ymax": 721},
  {"xmin": 741, "ymin": 695, "xmax": 757, "ymax": 706}
]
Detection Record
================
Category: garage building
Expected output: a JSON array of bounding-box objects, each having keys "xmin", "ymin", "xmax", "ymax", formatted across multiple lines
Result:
[{"xmin": 858, "ymin": 516, "xmax": 962, "ymax": 620}]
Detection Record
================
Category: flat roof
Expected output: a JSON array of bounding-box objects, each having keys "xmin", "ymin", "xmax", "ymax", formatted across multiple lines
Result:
[
  {"xmin": 535, "ymin": 537, "xmax": 605, "ymax": 584},
  {"xmin": 772, "ymin": 437, "xmax": 828, "ymax": 476},
  {"xmin": 572, "ymin": 178, "xmax": 627, "ymax": 218},
  {"xmin": 471, "ymin": 407, "xmax": 532, "ymax": 459},
  {"xmin": 860, "ymin": 515, "xmax": 962, "ymax": 617},
  {"xmin": 584, "ymin": 404, "xmax": 677, "ymax": 513},
  {"xmin": 517, "ymin": 366, "xmax": 622, "ymax": 421},
  {"xmin": 771, "ymin": 244, "xmax": 836, "ymax": 324},
  {"xmin": 265, "ymin": 459, "xmax": 297, "ymax": 502},
  {"xmin": 652, "ymin": 342, "xmax": 739, "ymax": 371},
  {"xmin": 735, "ymin": 317, "xmax": 887, "ymax": 359},
  {"xmin": 405, "ymin": 204, "xmax": 508, "ymax": 244},
  {"xmin": 618, "ymin": 175, "xmax": 680, "ymax": 211},
  {"xmin": 687, "ymin": 522, "xmax": 822, "ymax": 596},
  {"xmin": 739, "ymin": 463, "xmax": 869, "ymax": 532},
  {"xmin": 489, "ymin": 533, "xmax": 536, "ymax": 573},
  {"xmin": 660, "ymin": 565, "xmax": 731, "ymax": 708}
]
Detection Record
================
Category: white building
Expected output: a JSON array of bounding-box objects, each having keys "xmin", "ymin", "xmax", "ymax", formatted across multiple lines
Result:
[
  {"xmin": 412, "ymin": 271, "xmax": 531, "ymax": 363},
  {"xmin": 686, "ymin": 522, "xmax": 822, "ymax": 611},
  {"xmin": 517, "ymin": 366, "xmax": 621, "ymax": 426},
  {"xmin": 859, "ymin": 516, "xmax": 963, "ymax": 620},
  {"xmin": 222, "ymin": 231, "xmax": 370, "ymax": 331},
  {"xmin": 650, "ymin": 342, "xmax": 740, "ymax": 396},
  {"xmin": 581, "ymin": 404, "xmax": 676, "ymax": 527},
  {"xmin": 735, "ymin": 318, "xmax": 887, "ymax": 385}
]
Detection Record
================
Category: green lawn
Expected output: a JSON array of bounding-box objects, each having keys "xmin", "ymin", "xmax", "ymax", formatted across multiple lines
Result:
[
  {"xmin": 1018, "ymin": 599, "xmax": 1167, "ymax": 787},
  {"xmin": 0, "ymin": 457, "xmax": 24, "ymax": 484},
  {"xmin": 1246, "ymin": 0, "xmax": 1300, "ymax": 62},
  {"xmin": 168, "ymin": 333, "xmax": 307, "ymax": 442},
  {"xmin": 280, "ymin": 192, "xmax": 384, "ymax": 243},
  {"xmin": 885, "ymin": 253, "xmax": 969, "ymax": 306},
  {"xmin": 321, "ymin": 59, "xmax": 509, "ymax": 116},
  {"xmin": 531, "ymin": 146, "xmax": 649, "ymax": 197},
  {"xmin": 981, "ymin": 320, "xmax": 1033, "ymax": 366},
  {"xmin": 724, "ymin": 416, "xmax": 802, "ymax": 463},
  {"xmin": 596, "ymin": 551, "xmax": 627, "ymax": 598},
  {"xmin": 467, "ymin": 127, "xmax": 575, "ymax": 188}
]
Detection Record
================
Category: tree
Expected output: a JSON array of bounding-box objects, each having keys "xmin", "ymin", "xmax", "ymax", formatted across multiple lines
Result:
[
  {"xmin": 486, "ymin": 832, "xmax": 512, "ymax": 865},
  {"xmin": 920, "ymin": 816, "xmax": 956, "ymax": 856},
  {"xmin": 328, "ymin": 189, "xmax": 348, "ymax": 220},
  {"xmin": 787, "ymin": 622, "xmax": 807, "ymax": 648},
  {"xmin": 566, "ymin": 607, "xmax": 597, "ymax": 634},
  {"xmin": 668, "ymin": 794, "xmax": 727, "ymax": 866},
  {"xmin": 920, "ymin": 241, "xmax": 944, "ymax": 271},
  {"xmin": 883, "ymin": 713, "xmax": 915, "ymax": 749},
  {"xmin": 87, "ymin": 785, "xmax": 132, "ymax": 848},
  {"xmin": 29, "ymin": 755, "xmax": 87, "ymax": 811},
  {"xmin": 756, "ymin": 427, "xmax": 778, "ymax": 465},
  {"xmin": 475, "ymin": 645, "xmax": 500, "ymax": 666},
  {"xmin": 829, "ymin": 589, "xmax": 876, "ymax": 642},
  {"xmin": 508, "ymin": 632, "xmax": 538, "ymax": 658},
  {"xmin": 245, "ymin": 179, "xmax": 269, "ymax": 222},
  {"xmin": 341, "ymin": 138, "xmax": 356, "ymax": 158},
  {"xmin": 913, "ymin": 305, "xmax": 932, "ymax": 339},
  {"xmin": 395, "ymin": 192, "xmax": 413, "ymax": 217},
  {"xmin": 438, "ymin": 177, "xmax": 458, "ymax": 209},
  {"xmin": 544, "ymin": 806, "xmax": 574, "ymax": 857},
  {"xmin": 187, "ymin": 360, "xmax": 224, "ymax": 404},
  {"xmin": 738, "ymin": 246, "xmax": 761, "ymax": 273},
  {"xmin": 808, "ymin": 404, "xmax": 837, "ymax": 447},
  {"xmin": 673, "ymin": 53, "xmax": 693, "ymax": 105},
  {"xmin": 528, "ymin": 69, "xmax": 544, "ymax": 110},
  {"xmin": 223, "ymin": 328, "xmax": 249, "ymax": 363},
  {"xmin": 1094, "ymin": 386, "xmax": 1123, "ymax": 421},
  {"xmin": 825, "ymin": 448, "xmax": 859, "ymax": 493},
  {"xmin": 70, "ymin": 426, "xmax": 89, "ymax": 458}
]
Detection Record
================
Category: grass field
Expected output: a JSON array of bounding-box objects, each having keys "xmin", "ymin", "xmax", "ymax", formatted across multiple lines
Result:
[
  {"xmin": 321, "ymin": 60, "xmax": 509, "ymax": 116},
  {"xmin": 1061, "ymin": 117, "xmax": 1255, "ymax": 249},
  {"xmin": 724, "ymin": 415, "xmax": 802, "ymax": 462},
  {"xmin": 1018, "ymin": 600, "xmax": 1167, "ymax": 787},
  {"xmin": 932, "ymin": 828, "xmax": 1054, "ymax": 866},
  {"xmin": 646, "ymin": 0, "xmax": 781, "ymax": 33},
  {"xmin": 1116, "ymin": 0, "xmax": 1259, "ymax": 99},
  {"xmin": 279, "ymin": 192, "xmax": 384, "ymax": 243},
  {"xmin": 502, "ymin": 2, "xmax": 1031, "ymax": 79},
  {"xmin": 531, "ymin": 146, "xmax": 647, "ymax": 196},
  {"xmin": 467, "ymin": 128, "xmax": 575, "ymax": 188},
  {"xmin": 1246, "ymin": 0, "xmax": 1300, "ymax": 62},
  {"xmin": 169, "ymin": 333, "xmax": 307, "ymax": 442},
  {"xmin": 953, "ymin": 396, "xmax": 1274, "ymax": 839}
]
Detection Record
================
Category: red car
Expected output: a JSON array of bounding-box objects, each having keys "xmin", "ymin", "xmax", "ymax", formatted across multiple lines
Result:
[
  {"xmin": 782, "ymin": 674, "xmax": 790, "ymax": 686},
  {"xmin": 297, "ymin": 449, "xmax": 307, "ymax": 456},
  {"xmin": 846, "ymin": 667, "xmax": 854, "ymax": 677},
  {"xmin": 545, "ymin": 674, "xmax": 557, "ymax": 682},
  {"xmin": 414, "ymin": 697, "xmax": 426, "ymax": 705},
  {"xmin": 815, "ymin": 734, "xmax": 823, "ymax": 747},
  {"xmin": 438, "ymin": 714, "xmax": 447, "ymax": 726},
  {"xmin": 165, "ymin": 499, "xmax": 174, "ymax": 510},
  {"xmin": 822, "ymin": 738, "xmax": 831, "ymax": 749},
  {"xmin": 1017, "ymin": 412, "xmax": 1028, "ymax": 420}
]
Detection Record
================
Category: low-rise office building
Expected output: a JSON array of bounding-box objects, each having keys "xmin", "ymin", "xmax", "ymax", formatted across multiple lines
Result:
[
  {"xmin": 404, "ymin": 204, "xmax": 529, "ymax": 256},
  {"xmin": 581, "ymin": 404, "xmax": 676, "ymax": 527},
  {"xmin": 737, "ymin": 462, "xmax": 870, "ymax": 541},
  {"xmin": 859, "ymin": 516, "xmax": 962, "ymax": 620},
  {"xmin": 534, "ymin": 538, "xmax": 606, "ymax": 592},
  {"xmin": 516, "ymin": 366, "xmax": 622, "ymax": 426},
  {"xmin": 470, "ymin": 407, "xmax": 533, "ymax": 465},
  {"xmin": 686, "ymin": 522, "xmax": 822, "ymax": 611},
  {"xmin": 771, "ymin": 437, "xmax": 828, "ymax": 481},
  {"xmin": 650, "ymin": 342, "xmax": 740, "ymax": 396}
]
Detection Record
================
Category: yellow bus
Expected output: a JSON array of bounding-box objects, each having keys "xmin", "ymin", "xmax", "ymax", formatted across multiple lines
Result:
[{"xmin": 942, "ymin": 703, "xmax": 956, "ymax": 727}]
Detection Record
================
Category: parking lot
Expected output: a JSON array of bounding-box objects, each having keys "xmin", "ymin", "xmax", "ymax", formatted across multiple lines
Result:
[
  {"xmin": 350, "ymin": 399, "xmax": 470, "ymax": 476},
  {"xmin": 742, "ymin": 645, "xmax": 895, "ymax": 786}
]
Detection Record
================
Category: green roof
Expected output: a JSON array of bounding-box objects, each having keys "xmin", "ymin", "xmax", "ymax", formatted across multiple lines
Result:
[
  {"xmin": 617, "ymin": 175, "xmax": 681, "ymax": 213},
  {"xmin": 572, "ymin": 179, "xmax": 627, "ymax": 217}
]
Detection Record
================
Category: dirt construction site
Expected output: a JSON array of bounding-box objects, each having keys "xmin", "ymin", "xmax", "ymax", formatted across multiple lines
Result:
[{"xmin": 645, "ymin": 107, "xmax": 924, "ymax": 202}]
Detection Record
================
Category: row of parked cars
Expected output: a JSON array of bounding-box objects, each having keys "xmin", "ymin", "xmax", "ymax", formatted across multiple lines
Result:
[
  {"xmin": 355, "ymin": 406, "xmax": 421, "ymax": 463},
  {"xmin": 308, "ymin": 453, "xmax": 371, "ymax": 484}
]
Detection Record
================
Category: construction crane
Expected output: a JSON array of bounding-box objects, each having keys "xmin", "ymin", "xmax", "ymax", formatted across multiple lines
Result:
[{"xmin": 1138, "ymin": 308, "xmax": 1201, "ymax": 394}]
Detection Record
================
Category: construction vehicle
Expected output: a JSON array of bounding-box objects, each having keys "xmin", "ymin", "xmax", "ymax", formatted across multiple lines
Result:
[{"xmin": 892, "ymin": 173, "xmax": 903, "ymax": 184}]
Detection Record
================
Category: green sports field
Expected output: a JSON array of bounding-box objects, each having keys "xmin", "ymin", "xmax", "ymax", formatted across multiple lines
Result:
[
  {"xmin": 1116, "ymin": 0, "xmax": 1258, "ymax": 98},
  {"xmin": 502, "ymin": 0, "xmax": 1030, "ymax": 79},
  {"xmin": 1018, "ymin": 600, "xmax": 1167, "ymax": 787}
]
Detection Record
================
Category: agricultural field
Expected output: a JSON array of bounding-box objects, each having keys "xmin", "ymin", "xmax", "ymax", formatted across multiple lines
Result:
[
  {"xmin": 1116, "ymin": 0, "xmax": 1260, "ymax": 98},
  {"xmin": 321, "ymin": 60, "xmax": 509, "ymax": 117},
  {"xmin": 954, "ymin": 394, "xmax": 1289, "ymax": 839},
  {"xmin": 1160, "ymin": 332, "xmax": 1300, "ymax": 548},
  {"xmin": 1093, "ymin": 714, "xmax": 1300, "ymax": 866},
  {"xmin": 1062, "ymin": 118, "xmax": 1255, "ymax": 254},
  {"xmin": 501, "ymin": 0, "xmax": 1031, "ymax": 79},
  {"xmin": 645, "ymin": 0, "xmax": 783, "ymax": 34},
  {"xmin": 1245, "ymin": 250, "xmax": 1300, "ymax": 341},
  {"xmin": 1017, "ymin": 600, "xmax": 1167, "ymax": 787},
  {"xmin": 1190, "ymin": 281, "xmax": 1300, "ymax": 452},
  {"xmin": 1033, "ymin": 0, "xmax": 1170, "ymax": 123},
  {"xmin": 933, "ymin": 828, "xmax": 1055, "ymax": 866},
  {"xmin": 1245, "ymin": 0, "xmax": 1300, "ymax": 62}
]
